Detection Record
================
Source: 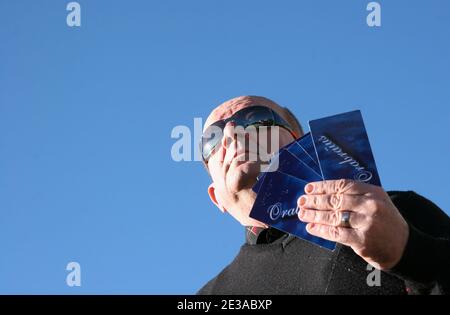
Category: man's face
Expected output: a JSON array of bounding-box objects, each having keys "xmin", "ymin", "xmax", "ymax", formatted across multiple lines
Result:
[{"xmin": 204, "ymin": 101, "xmax": 299, "ymax": 227}]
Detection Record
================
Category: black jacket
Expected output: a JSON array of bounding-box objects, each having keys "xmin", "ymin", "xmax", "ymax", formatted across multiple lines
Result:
[{"xmin": 198, "ymin": 191, "xmax": 450, "ymax": 295}]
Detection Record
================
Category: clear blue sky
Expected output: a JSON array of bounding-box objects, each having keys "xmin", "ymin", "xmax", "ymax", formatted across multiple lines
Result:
[{"xmin": 1, "ymin": 0, "xmax": 449, "ymax": 294}]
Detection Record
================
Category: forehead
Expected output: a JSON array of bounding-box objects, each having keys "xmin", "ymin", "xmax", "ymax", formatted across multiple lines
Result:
[{"xmin": 204, "ymin": 97, "xmax": 286, "ymax": 132}]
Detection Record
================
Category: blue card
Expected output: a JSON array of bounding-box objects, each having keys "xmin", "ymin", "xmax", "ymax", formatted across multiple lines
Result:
[
  {"xmin": 309, "ymin": 110, "xmax": 381, "ymax": 186},
  {"xmin": 250, "ymin": 109, "xmax": 380, "ymax": 251},
  {"xmin": 249, "ymin": 171, "xmax": 336, "ymax": 250},
  {"xmin": 252, "ymin": 148, "xmax": 322, "ymax": 193},
  {"xmin": 266, "ymin": 149, "xmax": 323, "ymax": 182},
  {"xmin": 297, "ymin": 133, "xmax": 320, "ymax": 165},
  {"xmin": 252, "ymin": 172, "xmax": 267, "ymax": 194},
  {"xmin": 285, "ymin": 139, "xmax": 323, "ymax": 178}
]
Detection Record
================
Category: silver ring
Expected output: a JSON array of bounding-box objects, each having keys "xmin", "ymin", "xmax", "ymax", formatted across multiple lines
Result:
[{"xmin": 340, "ymin": 211, "xmax": 352, "ymax": 228}]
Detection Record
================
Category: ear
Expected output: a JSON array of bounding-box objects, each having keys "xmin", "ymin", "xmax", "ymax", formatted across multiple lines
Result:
[{"xmin": 208, "ymin": 183, "xmax": 227, "ymax": 213}]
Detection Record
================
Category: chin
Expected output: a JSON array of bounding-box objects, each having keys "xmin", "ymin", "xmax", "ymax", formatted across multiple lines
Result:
[{"xmin": 226, "ymin": 160, "xmax": 261, "ymax": 193}]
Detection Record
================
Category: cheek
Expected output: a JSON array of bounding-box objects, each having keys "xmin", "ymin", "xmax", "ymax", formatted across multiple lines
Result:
[{"xmin": 279, "ymin": 129, "xmax": 296, "ymax": 147}]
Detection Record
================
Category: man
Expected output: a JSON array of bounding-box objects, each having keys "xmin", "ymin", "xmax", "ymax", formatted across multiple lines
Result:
[{"xmin": 197, "ymin": 95, "xmax": 450, "ymax": 295}]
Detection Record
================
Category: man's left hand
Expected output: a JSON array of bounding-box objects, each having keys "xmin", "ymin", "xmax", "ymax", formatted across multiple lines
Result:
[{"xmin": 297, "ymin": 179, "xmax": 410, "ymax": 270}]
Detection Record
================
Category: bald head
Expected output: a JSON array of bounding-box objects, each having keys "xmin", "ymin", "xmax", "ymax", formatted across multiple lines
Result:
[{"xmin": 204, "ymin": 96, "xmax": 303, "ymax": 136}]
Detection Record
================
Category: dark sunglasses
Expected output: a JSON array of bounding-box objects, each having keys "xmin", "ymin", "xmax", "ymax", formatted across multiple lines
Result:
[{"xmin": 200, "ymin": 105, "xmax": 298, "ymax": 163}]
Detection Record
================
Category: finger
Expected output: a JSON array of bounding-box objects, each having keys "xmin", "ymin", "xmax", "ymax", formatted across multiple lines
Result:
[
  {"xmin": 299, "ymin": 209, "xmax": 365, "ymax": 228},
  {"xmin": 305, "ymin": 179, "xmax": 382, "ymax": 196},
  {"xmin": 223, "ymin": 136, "xmax": 238, "ymax": 166},
  {"xmin": 298, "ymin": 193, "xmax": 369, "ymax": 212},
  {"xmin": 306, "ymin": 223, "xmax": 361, "ymax": 247}
]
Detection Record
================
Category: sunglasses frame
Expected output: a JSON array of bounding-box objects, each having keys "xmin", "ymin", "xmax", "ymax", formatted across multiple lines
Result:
[{"xmin": 200, "ymin": 105, "xmax": 298, "ymax": 163}]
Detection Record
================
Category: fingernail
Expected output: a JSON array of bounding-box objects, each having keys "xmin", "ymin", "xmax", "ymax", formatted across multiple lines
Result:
[
  {"xmin": 299, "ymin": 196, "xmax": 307, "ymax": 207},
  {"xmin": 305, "ymin": 184, "xmax": 314, "ymax": 194}
]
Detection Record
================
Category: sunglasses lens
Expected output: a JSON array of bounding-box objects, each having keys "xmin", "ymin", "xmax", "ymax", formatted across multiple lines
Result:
[
  {"xmin": 238, "ymin": 107, "xmax": 274, "ymax": 127},
  {"xmin": 201, "ymin": 122, "xmax": 224, "ymax": 161}
]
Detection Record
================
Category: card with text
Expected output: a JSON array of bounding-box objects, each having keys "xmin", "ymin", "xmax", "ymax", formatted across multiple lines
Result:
[{"xmin": 250, "ymin": 110, "xmax": 381, "ymax": 250}]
